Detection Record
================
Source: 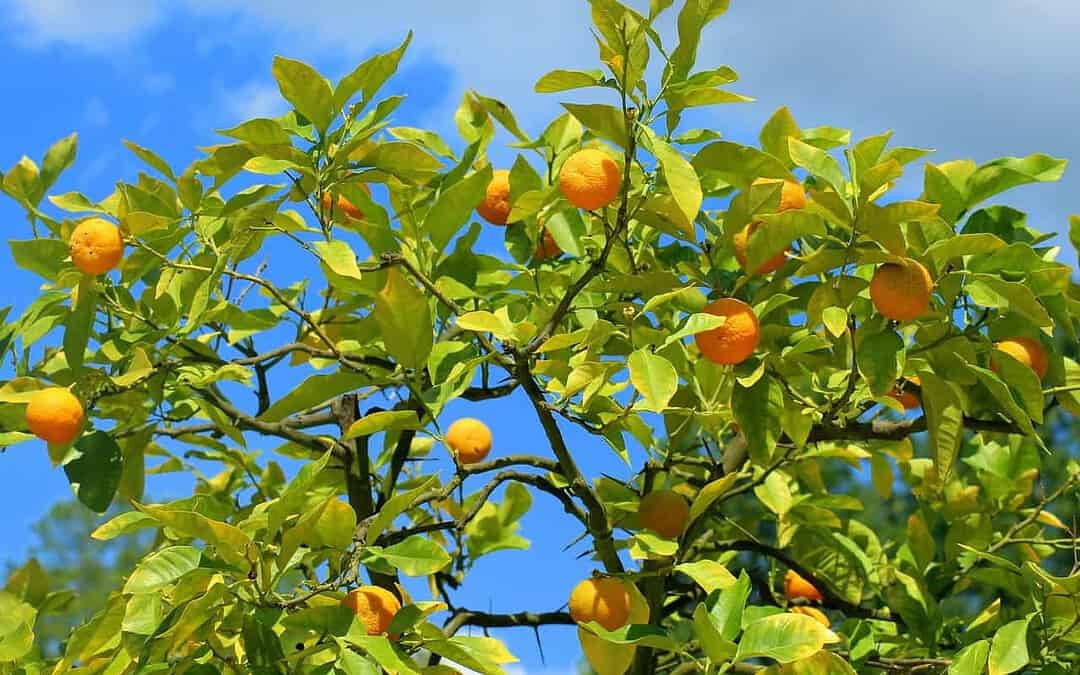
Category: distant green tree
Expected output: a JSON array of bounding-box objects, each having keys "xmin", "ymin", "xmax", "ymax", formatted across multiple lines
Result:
[{"xmin": 5, "ymin": 501, "xmax": 152, "ymax": 657}]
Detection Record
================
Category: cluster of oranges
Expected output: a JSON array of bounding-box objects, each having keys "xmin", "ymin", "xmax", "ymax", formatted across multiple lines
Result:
[{"xmin": 476, "ymin": 147, "xmax": 622, "ymax": 263}]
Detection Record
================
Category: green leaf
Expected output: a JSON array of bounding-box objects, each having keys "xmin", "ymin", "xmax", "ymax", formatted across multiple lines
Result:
[
  {"xmin": 966, "ymin": 274, "xmax": 1051, "ymax": 327},
  {"xmin": 535, "ymin": 69, "xmax": 605, "ymax": 93},
  {"xmin": 335, "ymin": 32, "xmax": 412, "ymax": 110},
  {"xmin": 63, "ymin": 431, "xmax": 123, "ymax": 513},
  {"xmin": 0, "ymin": 592, "xmax": 36, "ymax": 662},
  {"xmin": 91, "ymin": 510, "xmax": 157, "ymax": 541},
  {"xmin": 267, "ymin": 450, "xmax": 334, "ymax": 537},
  {"xmin": 692, "ymin": 140, "xmax": 791, "ymax": 189},
  {"xmin": 357, "ymin": 141, "xmax": 443, "ymax": 182},
  {"xmin": 424, "ymin": 166, "xmax": 492, "ymax": 252},
  {"xmin": 41, "ymin": 133, "xmax": 78, "ymax": 191},
  {"xmin": 628, "ymin": 348, "xmax": 678, "ymax": 412},
  {"xmin": 989, "ymin": 349, "xmax": 1045, "ymax": 423},
  {"xmin": 342, "ymin": 635, "xmax": 419, "ymax": 674},
  {"xmin": 136, "ymin": 504, "xmax": 253, "ymax": 571},
  {"xmin": 344, "ymin": 410, "xmax": 423, "ymax": 440},
  {"xmin": 967, "ymin": 154, "xmax": 1067, "ymax": 207},
  {"xmin": 926, "ymin": 233, "xmax": 1006, "ymax": 269},
  {"xmin": 365, "ymin": 476, "xmax": 438, "ymax": 543},
  {"xmin": 562, "ymin": 103, "xmax": 627, "ymax": 148},
  {"xmin": 314, "ymin": 239, "xmax": 363, "ymax": 280},
  {"xmin": 966, "ymin": 364, "xmax": 1038, "ymax": 439},
  {"xmin": 122, "ymin": 140, "xmax": 175, "ymax": 181},
  {"xmin": 746, "ymin": 211, "xmax": 826, "ymax": 273},
  {"xmin": 373, "ymin": 268, "xmax": 433, "ymax": 369},
  {"xmin": 364, "ymin": 535, "xmax": 451, "ymax": 576},
  {"xmin": 735, "ymin": 613, "xmax": 839, "ymax": 664},
  {"xmin": 10, "ymin": 239, "xmax": 68, "ymax": 281},
  {"xmin": 456, "ymin": 310, "xmax": 515, "ymax": 343},
  {"xmin": 668, "ymin": 0, "xmax": 730, "ymax": 82},
  {"xmin": 788, "ymin": 138, "xmax": 845, "ymax": 193},
  {"xmin": 272, "ymin": 56, "xmax": 335, "ymax": 134},
  {"xmin": 988, "ymin": 618, "xmax": 1029, "ymax": 675},
  {"xmin": 687, "ymin": 474, "xmax": 738, "ymax": 526},
  {"xmin": 709, "ymin": 572, "xmax": 752, "ymax": 641},
  {"xmin": 123, "ymin": 546, "xmax": 201, "ymax": 593},
  {"xmin": 693, "ymin": 602, "xmax": 737, "ymax": 663},
  {"xmin": 259, "ymin": 371, "xmax": 370, "ymax": 423},
  {"xmin": 663, "ymin": 312, "xmax": 726, "ymax": 348},
  {"xmin": 949, "ymin": 640, "xmax": 990, "ymax": 675},
  {"xmin": 759, "ymin": 107, "xmax": 801, "ymax": 167},
  {"xmin": 218, "ymin": 118, "xmax": 291, "ymax": 145},
  {"xmin": 676, "ymin": 560, "xmax": 737, "ymax": 594},
  {"xmin": 857, "ymin": 329, "xmax": 902, "ymax": 397},
  {"xmin": 732, "ymin": 375, "xmax": 783, "ymax": 465},
  {"xmin": 63, "ymin": 276, "xmax": 96, "ymax": 372},
  {"xmin": 919, "ymin": 372, "xmax": 964, "ymax": 486},
  {"xmin": 644, "ymin": 129, "xmax": 702, "ymax": 237}
]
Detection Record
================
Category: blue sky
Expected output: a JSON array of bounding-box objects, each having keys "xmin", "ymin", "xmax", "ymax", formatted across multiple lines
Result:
[{"xmin": 2, "ymin": 1, "xmax": 1080, "ymax": 672}]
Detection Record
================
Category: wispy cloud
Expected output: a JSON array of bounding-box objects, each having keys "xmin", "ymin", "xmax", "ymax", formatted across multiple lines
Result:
[
  {"xmin": 219, "ymin": 80, "xmax": 288, "ymax": 125},
  {"xmin": 9, "ymin": 0, "xmax": 164, "ymax": 50}
]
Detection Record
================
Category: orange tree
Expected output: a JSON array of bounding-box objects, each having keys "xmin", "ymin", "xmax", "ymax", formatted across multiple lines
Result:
[{"xmin": 1, "ymin": 2, "xmax": 1079, "ymax": 673}]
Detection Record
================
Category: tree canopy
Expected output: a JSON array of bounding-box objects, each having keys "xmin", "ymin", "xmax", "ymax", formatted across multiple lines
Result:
[{"xmin": 1, "ymin": 1, "xmax": 1079, "ymax": 674}]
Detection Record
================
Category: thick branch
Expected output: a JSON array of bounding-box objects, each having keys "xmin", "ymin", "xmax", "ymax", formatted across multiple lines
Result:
[
  {"xmin": 708, "ymin": 540, "xmax": 899, "ymax": 624},
  {"xmin": 443, "ymin": 609, "xmax": 574, "ymax": 636},
  {"xmin": 807, "ymin": 415, "xmax": 1020, "ymax": 442},
  {"xmin": 515, "ymin": 356, "xmax": 624, "ymax": 574}
]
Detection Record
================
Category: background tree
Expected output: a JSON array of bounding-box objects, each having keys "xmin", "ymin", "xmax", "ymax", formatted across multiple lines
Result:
[{"xmin": 1, "ymin": 1, "xmax": 1079, "ymax": 674}]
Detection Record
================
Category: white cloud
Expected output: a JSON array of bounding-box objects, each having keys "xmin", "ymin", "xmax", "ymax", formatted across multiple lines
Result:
[
  {"xmin": 9, "ymin": 0, "xmax": 164, "ymax": 50},
  {"xmin": 219, "ymin": 80, "xmax": 288, "ymax": 125}
]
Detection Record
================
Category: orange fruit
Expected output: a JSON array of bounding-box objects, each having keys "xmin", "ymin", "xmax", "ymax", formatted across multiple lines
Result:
[
  {"xmin": 784, "ymin": 569, "xmax": 823, "ymax": 603},
  {"xmin": 733, "ymin": 221, "xmax": 788, "ymax": 275},
  {"xmin": 342, "ymin": 586, "xmax": 401, "ymax": 636},
  {"xmin": 568, "ymin": 577, "xmax": 631, "ymax": 631},
  {"xmin": 751, "ymin": 177, "xmax": 807, "ymax": 213},
  {"xmin": 535, "ymin": 227, "xmax": 561, "ymax": 261},
  {"xmin": 869, "ymin": 258, "xmax": 933, "ymax": 322},
  {"xmin": 992, "ymin": 337, "xmax": 1048, "ymax": 379},
  {"xmin": 25, "ymin": 387, "xmax": 85, "ymax": 444},
  {"xmin": 69, "ymin": 218, "xmax": 124, "ymax": 275},
  {"xmin": 790, "ymin": 606, "xmax": 830, "ymax": 627},
  {"xmin": 558, "ymin": 148, "xmax": 621, "ymax": 211},
  {"xmin": 694, "ymin": 298, "xmax": 760, "ymax": 366},
  {"xmin": 445, "ymin": 418, "xmax": 492, "ymax": 465},
  {"xmin": 321, "ymin": 184, "xmax": 371, "ymax": 221},
  {"xmin": 637, "ymin": 489, "xmax": 690, "ymax": 539},
  {"xmin": 477, "ymin": 169, "xmax": 512, "ymax": 225},
  {"xmin": 889, "ymin": 376, "xmax": 921, "ymax": 410}
]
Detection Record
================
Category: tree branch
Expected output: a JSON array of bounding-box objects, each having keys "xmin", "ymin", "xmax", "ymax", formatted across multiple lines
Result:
[{"xmin": 515, "ymin": 355, "xmax": 624, "ymax": 574}]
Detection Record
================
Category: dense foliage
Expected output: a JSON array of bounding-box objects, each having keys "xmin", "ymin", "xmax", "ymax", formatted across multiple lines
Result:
[{"xmin": 2, "ymin": 1, "xmax": 1079, "ymax": 673}]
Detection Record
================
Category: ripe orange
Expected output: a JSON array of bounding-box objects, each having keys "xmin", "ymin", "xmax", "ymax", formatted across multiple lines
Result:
[
  {"xmin": 869, "ymin": 258, "xmax": 933, "ymax": 322},
  {"xmin": 25, "ymin": 387, "xmax": 85, "ymax": 444},
  {"xmin": 889, "ymin": 376, "xmax": 921, "ymax": 410},
  {"xmin": 445, "ymin": 418, "xmax": 492, "ymax": 465},
  {"xmin": 568, "ymin": 577, "xmax": 631, "ymax": 631},
  {"xmin": 477, "ymin": 169, "xmax": 512, "ymax": 225},
  {"xmin": 342, "ymin": 586, "xmax": 401, "ymax": 636},
  {"xmin": 321, "ymin": 184, "xmax": 371, "ymax": 221},
  {"xmin": 558, "ymin": 148, "xmax": 621, "ymax": 211},
  {"xmin": 790, "ymin": 606, "xmax": 830, "ymax": 627},
  {"xmin": 751, "ymin": 177, "xmax": 807, "ymax": 213},
  {"xmin": 992, "ymin": 337, "xmax": 1048, "ymax": 379},
  {"xmin": 535, "ymin": 227, "xmax": 561, "ymax": 261},
  {"xmin": 694, "ymin": 298, "xmax": 760, "ymax": 366},
  {"xmin": 637, "ymin": 489, "xmax": 690, "ymax": 539},
  {"xmin": 733, "ymin": 221, "xmax": 788, "ymax": 275},
  {"xmin": 69, "ymin": 218, "xmax": 124, "ymax": 275},
  {"xmin": 784, "ymin": 569, "xmax": 823, "ymax": 603}
]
